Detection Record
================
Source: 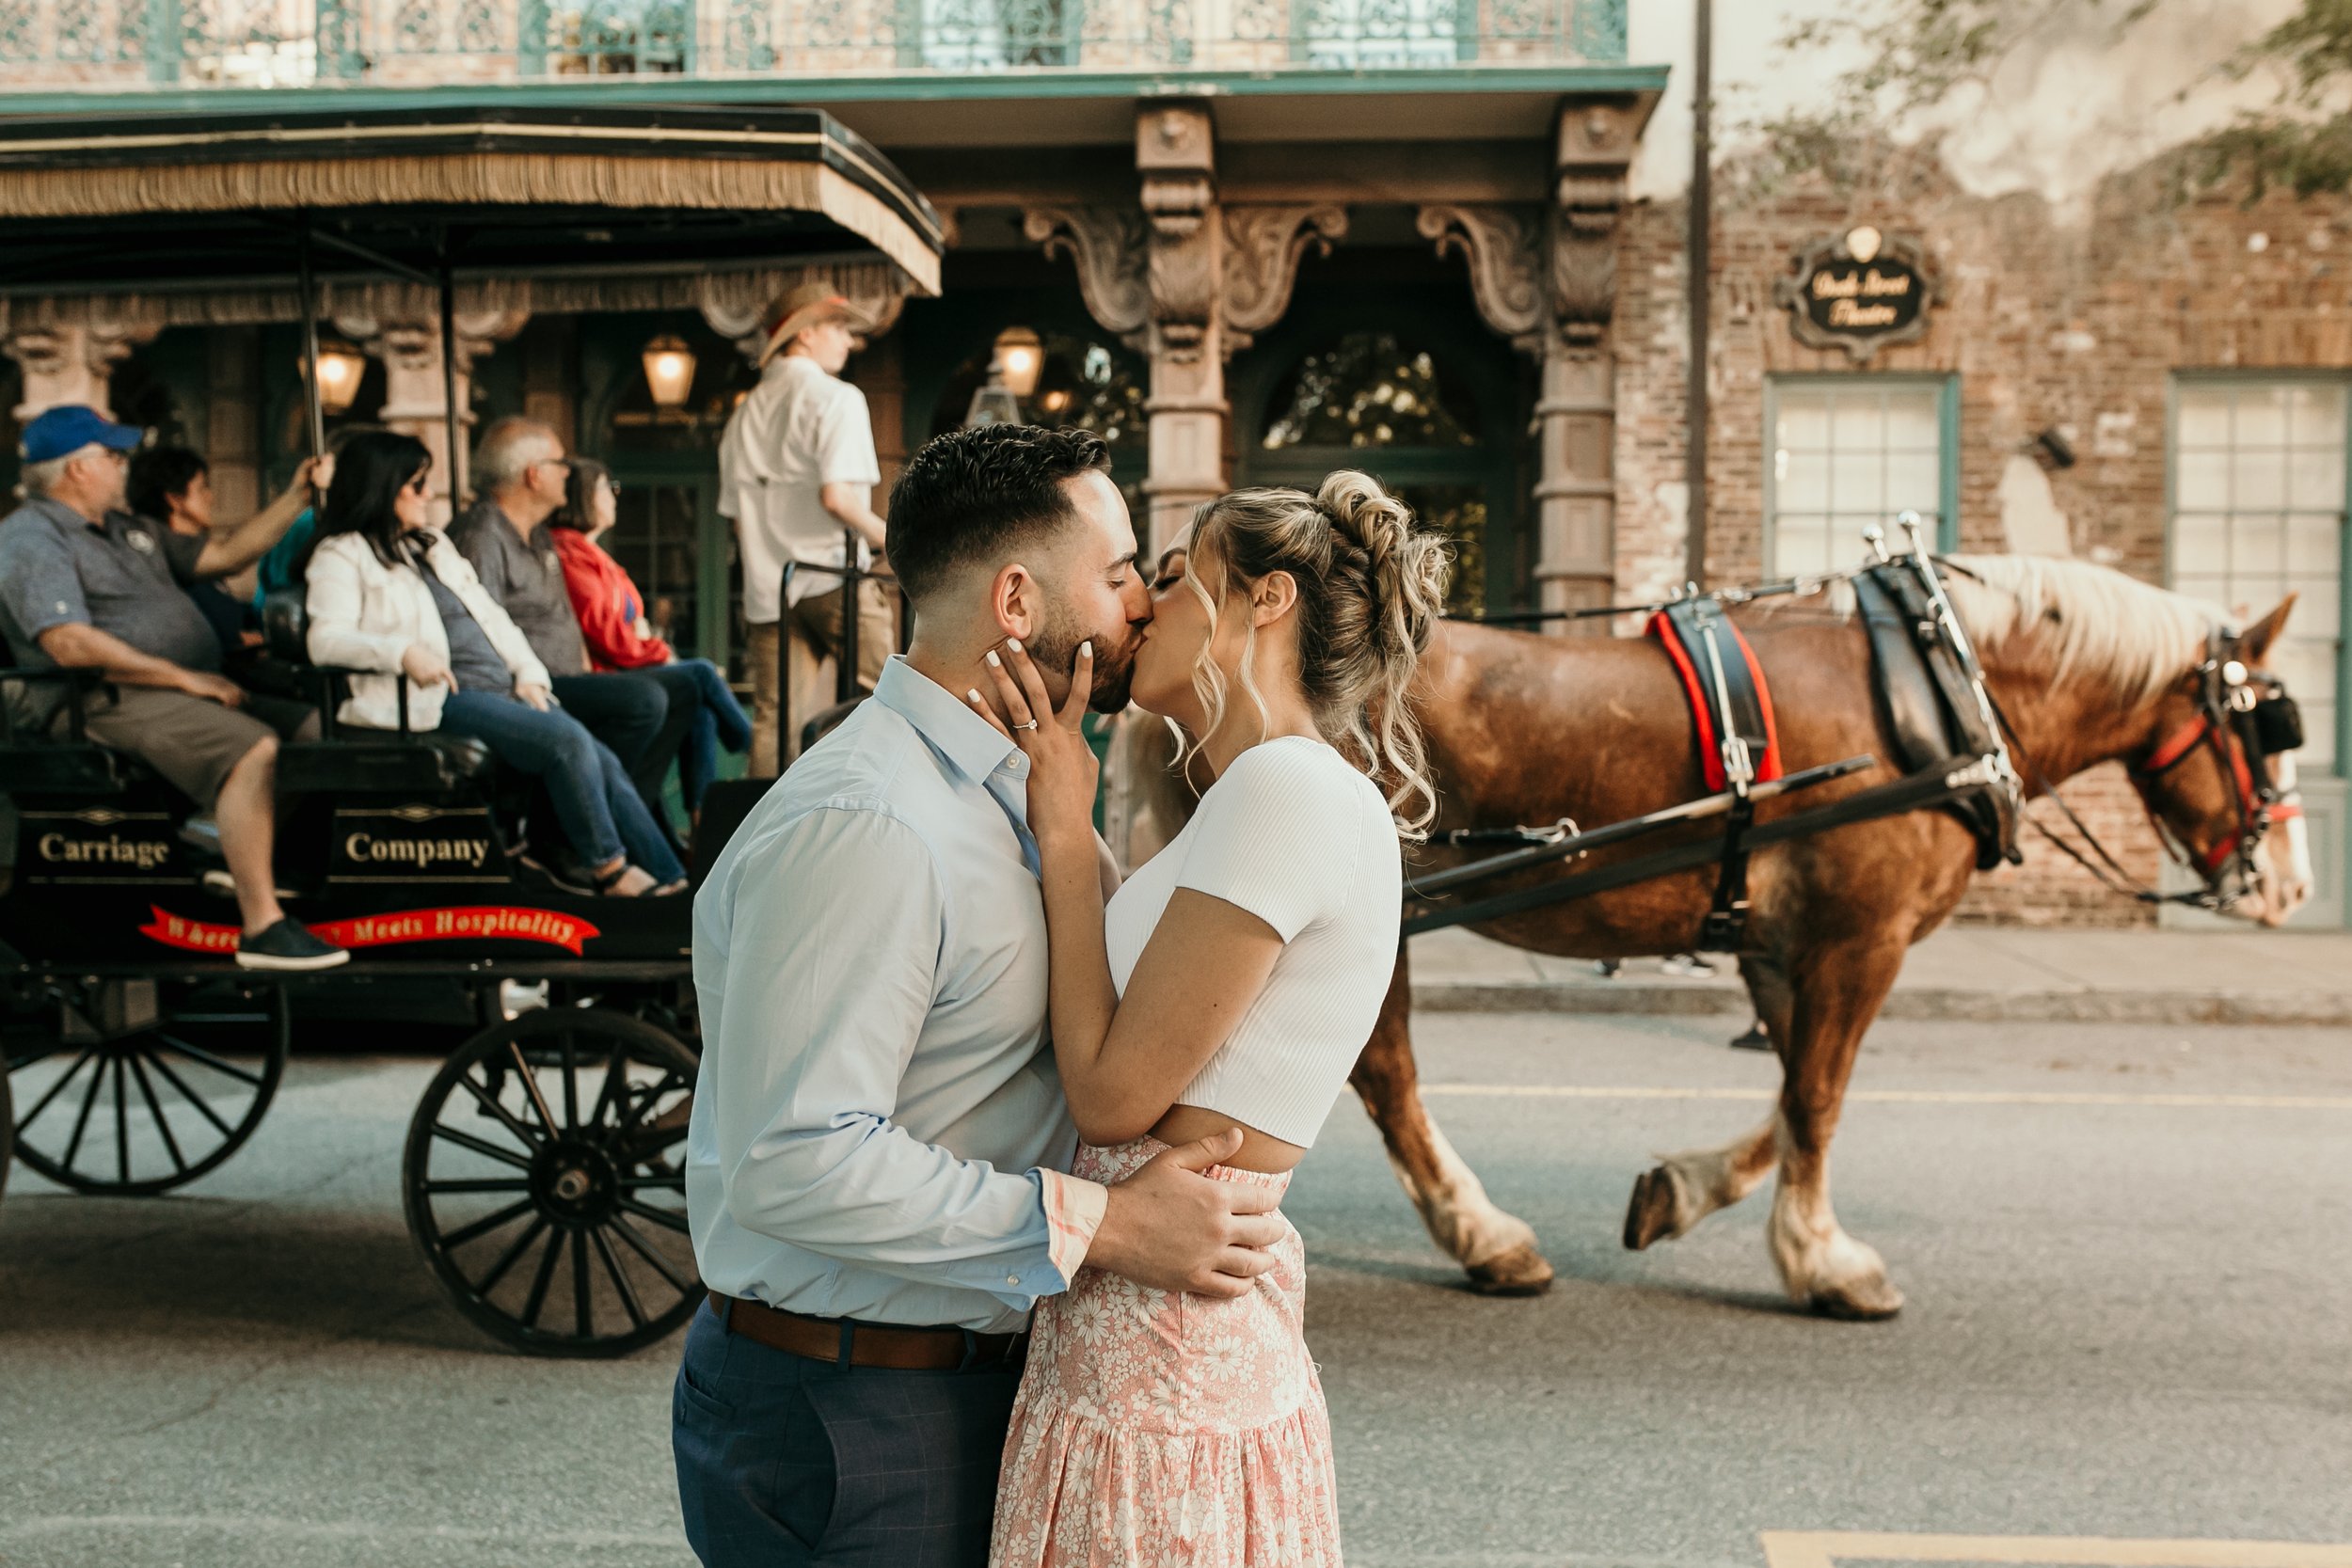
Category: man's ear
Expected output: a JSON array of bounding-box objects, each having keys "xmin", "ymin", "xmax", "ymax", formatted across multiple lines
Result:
[
  {"xmin": 990, "ymin": 562, "xmax": 1041, "ymax": 642},
  {"xmin": 1251, "ymin": 570, "xmax": 1299, "ymax": 627}
]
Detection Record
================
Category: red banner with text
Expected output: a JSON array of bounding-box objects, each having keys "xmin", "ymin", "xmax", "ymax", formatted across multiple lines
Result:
[{"xmin": 140, "ymin": 905, "xmax": 604, "ymax": 957}]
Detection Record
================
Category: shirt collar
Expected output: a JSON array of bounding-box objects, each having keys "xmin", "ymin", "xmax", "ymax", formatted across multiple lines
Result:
[
  {"xmin": 24, "ymin": 496, "xmax": 101, "ymax": 533},
  {"xmin": 873, "ymin": 656, "xmax": 1025, "ymax": 787}
]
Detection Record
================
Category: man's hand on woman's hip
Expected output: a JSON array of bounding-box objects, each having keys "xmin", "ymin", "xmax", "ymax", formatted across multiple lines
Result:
[{"xmin": 1084, "ymin": 1129, "xmax": 1284, "ymax": 1298}]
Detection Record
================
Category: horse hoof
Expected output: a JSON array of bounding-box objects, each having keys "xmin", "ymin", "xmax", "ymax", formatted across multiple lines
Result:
[
  {"xmin": 1622, "ymin": 1166, "xmax": 1682, "ymax": 1251},
  {"xmin": 1807, "ymin": 1277, "xmax": 1905, "ymax": 1322},
  {"xmin": 1465, "ymin": 1243, "xmax": 1554, "ymax": 1296}
]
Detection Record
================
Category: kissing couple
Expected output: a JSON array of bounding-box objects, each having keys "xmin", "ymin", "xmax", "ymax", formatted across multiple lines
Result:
[{"xmin": 675, "ymin": 422, "xmax": 1449, "ymax": 1567}]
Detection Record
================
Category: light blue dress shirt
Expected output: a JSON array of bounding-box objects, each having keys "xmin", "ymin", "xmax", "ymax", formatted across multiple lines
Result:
[{"xmin": 685, "ymin": 656, "xmax": 1082, "ymax": 1334}]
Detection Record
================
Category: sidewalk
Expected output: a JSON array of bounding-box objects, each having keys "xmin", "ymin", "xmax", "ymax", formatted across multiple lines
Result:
[{"xmin": 1408, "ymin": 925, "xmax": 2352, "ymax": 1025}]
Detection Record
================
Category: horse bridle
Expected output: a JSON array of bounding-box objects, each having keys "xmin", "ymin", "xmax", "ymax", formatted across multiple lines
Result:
[
  {"xmin": 1992, "ymin": 625, "xmax": 2303, "ymax": 911},
  {"xmin": 2125, "ymin": 626, "xmax": 2304, "ymax": 907}
]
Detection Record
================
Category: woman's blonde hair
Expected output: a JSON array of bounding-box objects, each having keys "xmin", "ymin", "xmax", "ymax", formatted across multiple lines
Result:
[{"xmin": 1176, "ymin": 470, "xmax": 1451, "ymax": 836}]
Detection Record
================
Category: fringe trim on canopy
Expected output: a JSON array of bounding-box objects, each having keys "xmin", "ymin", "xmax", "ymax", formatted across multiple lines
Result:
[{"xmin": 0, "ymin": 151, "xmax": 941, "ymax": 293}]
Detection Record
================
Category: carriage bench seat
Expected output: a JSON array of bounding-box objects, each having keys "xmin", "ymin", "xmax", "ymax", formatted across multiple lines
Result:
[
  {"xmin": 258, "ymin": 588, "xmax": 497, "ymax": 797},
  {"xmin": 0, "ymin": 669, "xmax": 148, "ymax": 797}
]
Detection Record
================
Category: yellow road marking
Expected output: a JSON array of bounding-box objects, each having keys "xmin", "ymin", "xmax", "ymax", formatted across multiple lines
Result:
[
  {"xmin": 1760, "ymin": 1531, "xmax": 2352, "ymax": 1568},
  {"xmin": 1421, "ymin": 1085, "xmax": 2352, "ymax": 1110}
]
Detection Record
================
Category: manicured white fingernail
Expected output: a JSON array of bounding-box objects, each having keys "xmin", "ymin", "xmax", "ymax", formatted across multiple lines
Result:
[
  {"xmin": 985, "ymin": 650, "xmax": 1001, "ymax": 668},
  {"xmin": 967, "ymin": 689, "xmax": 983, "ymax": 705},
  {"xmin": 1080, "ymin": 641, "xmax": 1092, "ymax": 658},
  {"xmin": 1007, "ymin": 638, "xmax": 1023, "ymax": 654}
]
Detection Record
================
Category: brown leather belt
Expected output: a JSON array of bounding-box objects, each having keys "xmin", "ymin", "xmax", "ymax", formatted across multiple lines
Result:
[{"xmin": 708, "ymin": 1293, "xmax": 1028, "ymax": 1371}]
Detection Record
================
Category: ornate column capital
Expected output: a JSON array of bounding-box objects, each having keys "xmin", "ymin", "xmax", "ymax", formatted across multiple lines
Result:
[
  {"xmin": 699, "ymin": 274, "xmax": 910, "ymax": 365},
  {"xmin": 1023, "ymin": 207, "xmax": 1152, "ymax": 342},
  {"xmin": 1221, "ymin": 205, "xmax": 1347, "ymax": 351},
  {"xmin": 1416, "ymin": 204, "xmax": 1548, "ymax": 352}
]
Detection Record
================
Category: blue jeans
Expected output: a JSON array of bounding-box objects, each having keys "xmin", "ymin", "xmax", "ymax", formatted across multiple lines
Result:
[
  {"xmin": 670, "ymin": 657, "xmax": 752, "ymax": 816},
  {"xmin": 673, "ymin": 1301, "xmax": 1020, "ymax": 1568},
  {"xmin": 438, "ymin": 690, "xmax": 686, "ymax": 884}
]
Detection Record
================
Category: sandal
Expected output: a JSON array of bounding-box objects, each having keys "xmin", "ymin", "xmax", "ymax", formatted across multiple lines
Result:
[{"xmin": 593, "ymin": 863, "xmax": 657, "ymax": 897}]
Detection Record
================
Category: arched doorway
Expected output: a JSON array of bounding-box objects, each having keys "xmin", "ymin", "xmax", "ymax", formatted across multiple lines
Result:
[{"xmin": 1231, "ymin": 299, "xmax": 1524, "ymax": 616}]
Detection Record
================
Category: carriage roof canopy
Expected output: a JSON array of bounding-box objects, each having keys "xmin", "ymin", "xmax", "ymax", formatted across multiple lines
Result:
[{"xmin": 0, "ymin": 103, "xmax": 945, "ymax": 302}]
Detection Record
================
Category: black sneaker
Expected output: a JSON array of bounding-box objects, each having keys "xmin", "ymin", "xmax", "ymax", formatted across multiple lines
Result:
[{"xmin": 235, "ymin": 918, "xmax": 351, "ymax": 972}]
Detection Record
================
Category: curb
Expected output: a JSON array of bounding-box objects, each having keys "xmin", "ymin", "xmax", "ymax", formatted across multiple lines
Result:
[{"xmin": 1409, "ymin": 981, "xmax": 2352, "ymax": 1027}]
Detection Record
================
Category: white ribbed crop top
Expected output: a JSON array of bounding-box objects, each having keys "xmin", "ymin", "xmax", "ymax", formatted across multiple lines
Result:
[{"xmin": 1102, "ymin": 736, "xmax": 1403, "ymax": 1148}]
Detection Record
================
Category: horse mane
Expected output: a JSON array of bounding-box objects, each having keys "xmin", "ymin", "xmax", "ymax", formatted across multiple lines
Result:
[{"xmin": 1940, "ymin": 554, "xmax": 2213, "ymax": 706}]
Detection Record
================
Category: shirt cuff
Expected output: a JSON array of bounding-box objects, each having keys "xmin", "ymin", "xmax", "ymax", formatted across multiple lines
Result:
[{"xmin": 1037, "ymin": 1168, "xmax": 1108, "ymax": 1284}]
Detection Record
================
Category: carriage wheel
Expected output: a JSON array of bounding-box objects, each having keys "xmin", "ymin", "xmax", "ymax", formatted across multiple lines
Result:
[
  {"xmin": 6, "ymin": 979, "xmax": 287, "ymax": 1196},
  {"xmin": 403, "ymin": 1008, "xmax": 700, "ymax": 1358}
]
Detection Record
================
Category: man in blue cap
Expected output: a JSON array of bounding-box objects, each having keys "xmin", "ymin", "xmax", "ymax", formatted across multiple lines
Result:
[{"xmin": 0, "ymin": 405, "xmax": 345, "ymax": 972}]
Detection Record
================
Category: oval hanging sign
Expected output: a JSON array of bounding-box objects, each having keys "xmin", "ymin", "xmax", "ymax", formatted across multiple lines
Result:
[{"xmin": 1776, "ymin": 227, "xmax": 1938, "ymax": 361}]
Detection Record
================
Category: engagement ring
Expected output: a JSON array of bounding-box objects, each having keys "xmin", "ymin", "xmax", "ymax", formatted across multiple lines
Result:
[{"xmin": 1013, "ymin": 721, "xmax": 1040, "ymax": 731}]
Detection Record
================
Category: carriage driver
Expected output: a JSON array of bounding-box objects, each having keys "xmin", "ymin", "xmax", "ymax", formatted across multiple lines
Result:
[{"xmin": 0, "ymin": 405, "xmax": 348, "ymax": 972}]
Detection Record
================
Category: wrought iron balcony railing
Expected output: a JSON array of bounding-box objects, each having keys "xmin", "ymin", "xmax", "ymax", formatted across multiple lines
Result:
[{"xmin": 0, "ymin": 0, "xmax": 1628, "ymax": 89}]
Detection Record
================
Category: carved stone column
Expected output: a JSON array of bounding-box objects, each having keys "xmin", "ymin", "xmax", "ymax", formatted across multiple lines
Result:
[
  {"xmin": 1135, "ymin": 102, "xmax": 1224, "ymax": 557},
  {"xmin": 338, "ymin": 310, "xmax": 527, "ymax": 526},
  {"xmin": 1421, "ymin": 103, "xmax": 1633, "ymax": 627},
  {"xmin": 5, "ymin": 323, "xmax": 157, "ymax": 421}
]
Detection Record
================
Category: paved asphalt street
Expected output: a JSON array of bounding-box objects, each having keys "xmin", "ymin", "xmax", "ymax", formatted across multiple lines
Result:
[{"xmin": 3, "ymin": 1010, "xmax": 2349, "ymax": 1568}]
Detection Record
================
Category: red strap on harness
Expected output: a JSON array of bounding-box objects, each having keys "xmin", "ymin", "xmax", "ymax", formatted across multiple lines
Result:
[{"xmin": 1645, "ymin": 610, "xmax": 1784, "ymax": 792}]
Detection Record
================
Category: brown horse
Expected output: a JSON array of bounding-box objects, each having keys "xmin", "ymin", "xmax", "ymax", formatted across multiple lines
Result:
[{"xmin": 1111, "ymin": 553, "xmax": 2310, "ymax": 1318}]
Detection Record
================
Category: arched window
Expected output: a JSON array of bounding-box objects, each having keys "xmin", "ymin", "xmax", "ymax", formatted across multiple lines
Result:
[{"xmin": 1249, "ymin": 328, "xmax": 1492, "ymax": 616}]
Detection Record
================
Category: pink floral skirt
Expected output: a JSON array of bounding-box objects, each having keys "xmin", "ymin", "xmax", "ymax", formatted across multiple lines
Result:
[{"xmin": 989, "ymin": 1136, "xmax": 1342, "ymax": 1568}]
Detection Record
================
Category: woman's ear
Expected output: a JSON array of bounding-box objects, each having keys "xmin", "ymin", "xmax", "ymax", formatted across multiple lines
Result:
[{"xmin": 1250, "ymin": 570, "xmax": 1300, "ymax": 628}]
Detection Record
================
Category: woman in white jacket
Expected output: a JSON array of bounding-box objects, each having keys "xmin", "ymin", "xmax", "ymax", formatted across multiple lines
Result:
[{"xmin": 301, "ymin": 433, "xmax": 686, "ymax": 896}]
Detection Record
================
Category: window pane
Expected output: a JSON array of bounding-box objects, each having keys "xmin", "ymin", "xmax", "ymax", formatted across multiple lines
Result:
[
  {"xmin": 2236, "ymin": 385, "xmax": 2290, "ymax": 448},
  {"xmin": 2290, "ymin": 383, "xmax": 2345, "ymax": 446},
  {"xmin": 1778, "ymin": 451, "xmax": 1829, "ymax": 511},
  {"xmin": 1884, "ymin": 450, "xmax": 1941, "ymax": 511},
  {"xmin": 1775, "ymin": 395, "xmax": 1829, "ymax": 449},
  {"xmin": 1772, "ymin": 515, "xmax": 1831, "ymax": 577},
  {"xmin": 2176, "ymin": 450, "xmax": 2231, "ymax": 510},
  {"xmin": 2235, "ymin": 520, "xmax": 2286, "ymax": 577},
  {"xmin": 1830, "ymin": 451, "xmax": 1883, "ymax": 515},
  {"xmin": 2233, "ymin": 451, "xmax": 2288, "ymax": 511},
  {"xmin": 2290, "ymin": 447, "xmax": 2345, "ymax": 509},
  {"xmin": 1883, "ymin": 390, "xmax": 1940, "ymax": 450},
  {"xmin": 1830, "ymin": 393, "xmax": 1882, "ymax": 447},
  {"xmin": 2177, "ymin": 387, "xmax": 2233, "ymax": 448},
  {"xmin": 2172, "ymin": 572, "xmax": 2229, "ymax": 609}
]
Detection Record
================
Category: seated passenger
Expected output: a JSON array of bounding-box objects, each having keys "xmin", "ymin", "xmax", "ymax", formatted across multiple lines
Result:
[
  {"xmin": 0, "ymin": 405, "xmax": 344, "ymax": 972},
  {"xmin": 451, "ymin": 418, "xmax": 698, "ymax": 838},
  {"xmin": 548, "ymin": 458, "xmax": 751, "ymax": 823},
  {"xmin": 299, "ymin": 431, "xmax": 686, "ymax": 897},
  {"xmin": 254, "ymin": 423, "xmax": 379, "ymax": 609},
  {"xmin": 130, "ymin": 444, "xmax": 264, "ymax": 659}
]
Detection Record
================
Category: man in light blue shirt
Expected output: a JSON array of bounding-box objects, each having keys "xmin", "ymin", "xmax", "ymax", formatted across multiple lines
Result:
[{"xmin": 676, "ymin": 426, "xmax": 1283, "ymax": 1567}]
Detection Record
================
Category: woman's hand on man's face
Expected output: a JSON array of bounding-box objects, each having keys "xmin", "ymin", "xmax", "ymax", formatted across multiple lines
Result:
[{"xmin": 967, "ymin": 638, "xmax": 1100, "ymax": 847}]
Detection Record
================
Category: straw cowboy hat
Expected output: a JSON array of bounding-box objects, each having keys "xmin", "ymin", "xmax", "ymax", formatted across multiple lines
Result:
[{"xmin": 757, "ymin": 281, "xmax": 870, "ymax": 366}]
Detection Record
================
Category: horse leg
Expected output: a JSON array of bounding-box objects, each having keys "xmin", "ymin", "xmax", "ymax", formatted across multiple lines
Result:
[
  {"xmin": 1767, "ymin": 937, "xmax": 1907, "ymax": 1320},
  {"xmin": 1621, "ymin": 957, "xmax": 1793, "ymax": 1249},
  {"xmin": 1350, "ymin": 947, "xmax": 1553, "ymax": 1294}
]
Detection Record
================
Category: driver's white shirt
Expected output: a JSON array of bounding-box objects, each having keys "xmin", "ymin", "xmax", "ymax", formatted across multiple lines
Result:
[{"xmin": 717, "ymin": 355, "xmax": 881, "ymax": 625}]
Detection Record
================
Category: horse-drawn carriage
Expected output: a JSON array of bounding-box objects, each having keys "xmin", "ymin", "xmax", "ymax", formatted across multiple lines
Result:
[{"xmin": 0, "ymin": 99, "xmax": 945, "ymax": 1354}]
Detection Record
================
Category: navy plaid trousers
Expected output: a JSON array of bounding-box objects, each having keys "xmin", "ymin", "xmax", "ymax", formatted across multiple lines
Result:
[{"xmin": 673, "ymin": 1299, "xmax": 1023, "ymax": 1568}]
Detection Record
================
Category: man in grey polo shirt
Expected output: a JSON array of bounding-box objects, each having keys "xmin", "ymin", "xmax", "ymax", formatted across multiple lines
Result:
[{"xmin": 0, "ymin": 405, "xmax": 345, "ymax": 972}]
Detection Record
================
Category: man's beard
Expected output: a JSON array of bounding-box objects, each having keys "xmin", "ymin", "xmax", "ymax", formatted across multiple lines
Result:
[{"xmin": 1032, "ymin": 596, "xmax": 1140, "ymax": 715}]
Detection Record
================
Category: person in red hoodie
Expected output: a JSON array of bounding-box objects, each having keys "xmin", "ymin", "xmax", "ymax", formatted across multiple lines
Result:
[{"xmin": 549, "ymin": 459, "xmax": 752, "ymax": 823}]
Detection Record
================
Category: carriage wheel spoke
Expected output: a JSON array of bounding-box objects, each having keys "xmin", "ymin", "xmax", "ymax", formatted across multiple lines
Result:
[
  {"xmin": 522, "ymin": 1228, "xmax": 565, "ymax": 1329},
  {"xmin": 61, "ymin": 1053, "xmax": 105, "ymax": 1169},
  {"xmin": 7, "ymin": 1042, "xmax": 68, "ymax": 1071},
  {"xmin": 586, "ymin": 1045, "xmax": 628, "ymax": 1132},
  {"xmin": 15, "ymin": 1049, "xmax": 96, "ymax": 1132},
  {"xmin": 507, "ymin": 1041, "xmax": 563, "ymax": 1138},
  {"xmin": 430, "ymin": 1122, "xmax": 534, "ymax": 1171},
  {"xmin": 560, "ymin": 1031, "xmax": 580, "ymax": 1131},
  {"xmin": 474, "ymin": 1215, "xmax": 549, "ymax": 1296},
  {"xmin": 572, "ymin": 1224, "xmax": 595, "ymax": 1338},
  {"xmin": 608, "ymin": 1212, "xmax": 694, "ymax": 1297},
  {"xmin": 143, "ymin": 1048, "xmax": 234, "ymax": 1137},
  {"xmin": 614, "ymin": 1196, "xmax": 691, "ymax": 1233},
  {"xmin": 453, "ymin": 1069, "xmax": 546, "ymax": 1154},
  {"xmin": 421, "ymin": 1178, "xmax": 533, "ymax": 1196},
  {"xmin": 437, "ymin": 1197, "xmax": 539, "ymax": 1249},
  {"xmin": 615, "ymin": 1073, "xmax": 689, "ymax": 1139},
  {"xmin": 113, "ymin": 1056, "xmax": 131, "ymax": 1185},
  {"xmin": 591, "ymin": 1227, "xmax": 648, "ymax": 1330},
  {"xmin": 152, "ymin": 1035, "xmax": 263, "ymax": 1086},
  {"xmin": 126, "ymin": 1052, "xmax": 188, "ymax": 1175},
  {"xmin": 617, "ymin": 1172, "xmax": 686, "ymax": 1193}
]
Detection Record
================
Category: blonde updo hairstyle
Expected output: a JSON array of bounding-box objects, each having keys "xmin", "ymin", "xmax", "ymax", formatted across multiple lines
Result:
[{"xmin": 1175, "ymin": 470, "xmax": 1452, "ymax": 837}]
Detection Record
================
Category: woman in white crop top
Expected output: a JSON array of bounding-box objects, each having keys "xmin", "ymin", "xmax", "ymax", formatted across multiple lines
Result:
[{"xmin": 969, "ymin": 472, "xmax": 1451, "ymax": 1568}]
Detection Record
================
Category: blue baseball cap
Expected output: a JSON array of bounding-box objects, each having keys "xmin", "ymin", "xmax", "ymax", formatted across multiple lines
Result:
[{"xmin": 20, "ymin": 404, "xmax": 142, "ymax": 465}]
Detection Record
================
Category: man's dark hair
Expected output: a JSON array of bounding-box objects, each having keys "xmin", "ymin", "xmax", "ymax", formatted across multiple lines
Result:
[
  {"xmin": 127, "ymin": 445, "xmax": 208, "ymax": 523},
  {"xmin": 885, "ymin": 425, "xmax": 1111, "ymax": 602}
]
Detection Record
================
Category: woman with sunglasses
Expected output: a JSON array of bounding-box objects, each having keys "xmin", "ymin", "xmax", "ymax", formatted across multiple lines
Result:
[
  {"xmin": 548, "ymin": 458, "xmax": 751, "ymax": 824},
  {"xmin": 298, "ymin": 432, "xmax": 688, "ymax": 896}
]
